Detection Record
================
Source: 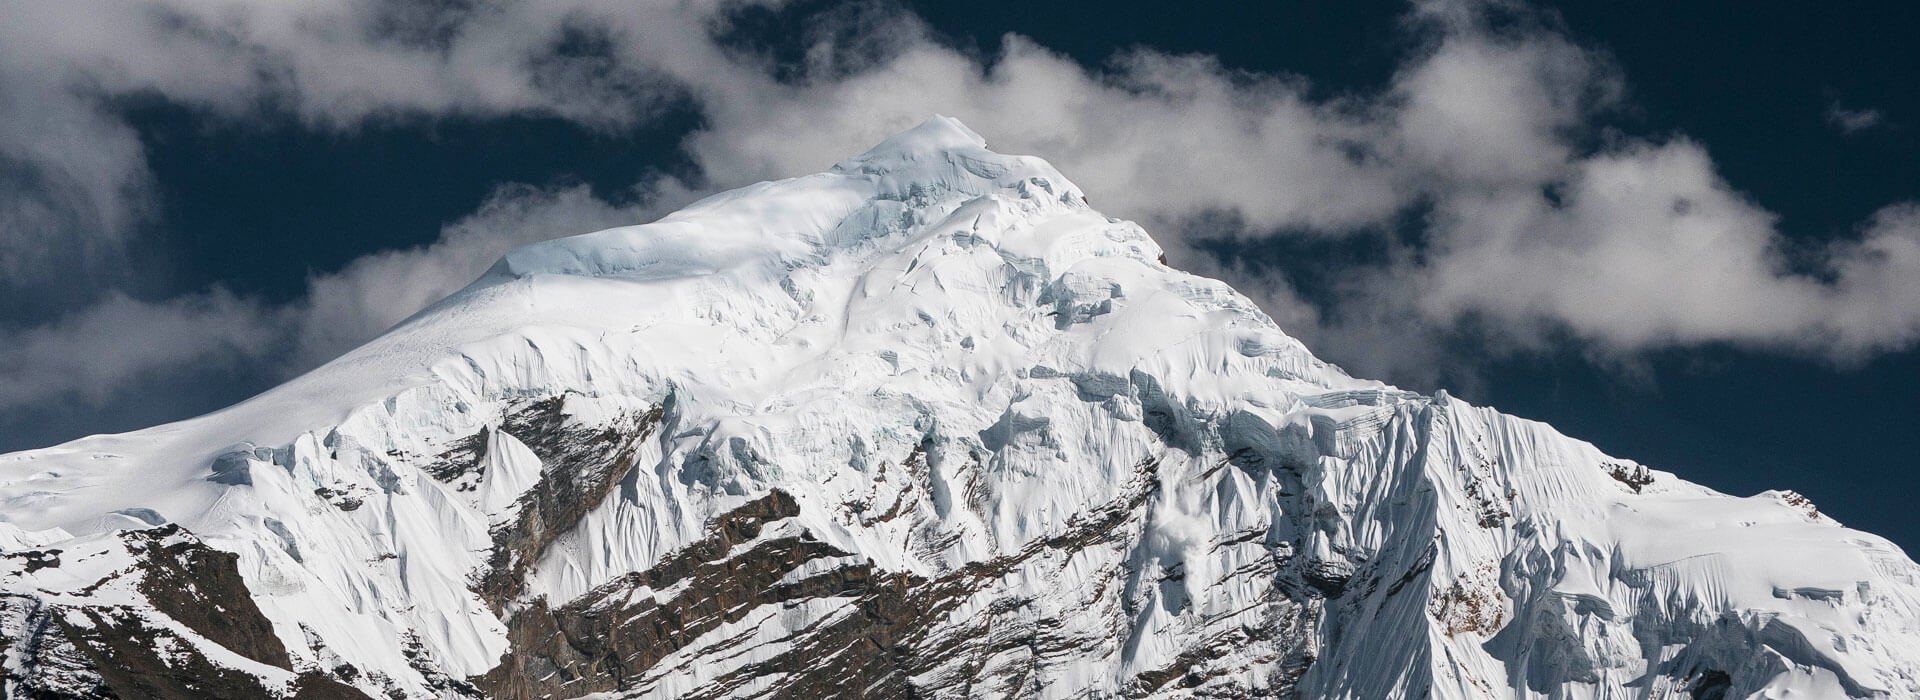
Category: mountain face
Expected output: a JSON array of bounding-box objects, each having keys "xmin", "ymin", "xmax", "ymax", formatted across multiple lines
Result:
[{"xmin": 3, "ymin": 117, "xmax": 1919, "ymax": 699}]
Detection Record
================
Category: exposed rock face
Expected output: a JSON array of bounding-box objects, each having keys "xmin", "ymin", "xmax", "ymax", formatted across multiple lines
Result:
[
  {"xmin": 0, "ymin": 527, "xmax": 364, "ymax": 698},
  {"xmin": 480, "ymin": 490, "xmax": 819, "ymax": 698},
  {"xmin": 3, "ymin": 117, "xmax": 1920, "ymax": 698},
  {"xmin": 464, "ymin": 396, "xmax": 667, "ymax": 609},
  {"xmin": 479, "ymin": 456, "xmax": 1317, "ymax": 699}
]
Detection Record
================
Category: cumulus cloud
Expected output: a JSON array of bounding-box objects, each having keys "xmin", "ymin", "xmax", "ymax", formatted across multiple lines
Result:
[
  {"xmin": 0, "ymin": 0, "xmax": 728, "ymax": 313},
  {"xmin": 679, "ymin": 34, "xmax": 1407, "ymax": 234},
  {"xmin": 3, "ymin": 0, "xmax": 1919, "ymax": 448},
  {"xmin": 1409, "ymin": 141, "xmax": 1920, "ymax": 358}
]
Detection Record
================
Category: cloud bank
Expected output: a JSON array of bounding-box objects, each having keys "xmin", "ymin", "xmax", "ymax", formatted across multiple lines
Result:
[{"xmin": 3, "ymin": 0, "xmax": 1918, "ymax": 448}]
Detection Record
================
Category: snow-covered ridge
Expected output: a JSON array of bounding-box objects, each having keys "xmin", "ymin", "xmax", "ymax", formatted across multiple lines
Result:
[
  {"xmin": 3, "ymin": 116, "xmax": 1918, "ymax": 699},
  {"xmin": 484, "ymin": 116, "xmax": 1080, "ymax": 283}
]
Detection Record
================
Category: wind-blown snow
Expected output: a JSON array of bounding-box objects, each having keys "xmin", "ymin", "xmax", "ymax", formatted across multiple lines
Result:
[{"xmin": 3, "ymin": 115, "xmax": 1918, "ymax": 698}]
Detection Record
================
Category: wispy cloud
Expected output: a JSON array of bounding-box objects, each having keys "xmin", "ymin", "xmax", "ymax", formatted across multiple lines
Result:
[
  {"xmin": 0, "ymin": 183, "xmax": 673, "ymax": 415},
  {"xmin": 1828, "ymin": 101, "xmax": 1887, "ymax": 134}
]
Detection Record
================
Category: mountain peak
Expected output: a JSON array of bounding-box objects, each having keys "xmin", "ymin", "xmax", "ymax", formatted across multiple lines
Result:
[
  {"xmin": 830, "ymin": 114, "xmax": 1083, "ymax": 203},
  {"xmin": 486, "ymin": 114, "xmax": 1087, "ymax": 284},
  {"xmin": 842, "ymin": 114, "xmax": 988, "ymax": 164},
  {"xmin": 5, "ymin": 119, "xmax": 1920, "ymax": 699}
]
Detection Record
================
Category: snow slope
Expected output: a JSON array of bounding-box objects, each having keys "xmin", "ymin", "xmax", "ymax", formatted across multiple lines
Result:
[{"xmin": 3, "ymin": 116, "xmax": 1918, "ymax": 698}]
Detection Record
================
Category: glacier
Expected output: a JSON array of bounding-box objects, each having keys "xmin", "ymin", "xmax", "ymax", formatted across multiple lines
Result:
[{"xmin": 2, "ymin": 116, "xmax": 1918, "ymax": 698}]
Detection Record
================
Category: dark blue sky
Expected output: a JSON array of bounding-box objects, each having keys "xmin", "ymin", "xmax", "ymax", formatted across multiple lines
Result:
[{"xmin": 8, "ymin": 0, "xmax": 1918, "ymax": 551}]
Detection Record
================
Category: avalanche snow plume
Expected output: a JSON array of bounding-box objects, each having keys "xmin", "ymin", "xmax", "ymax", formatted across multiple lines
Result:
[{"xmin": 2, "ymin": 116, "xmax": 1918, "ymax": 699}]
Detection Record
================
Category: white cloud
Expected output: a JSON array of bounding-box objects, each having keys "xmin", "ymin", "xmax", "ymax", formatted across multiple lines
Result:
[
  {"xmin": 680, "ymin": 35, "xmax": 1408, "ymax": 234},
  {"xmin": 0, "ymin": 290, "xmax": 277, "ymax": 411},
  {"xmin": 4, "ymin": 0, "xmax": 1920, "ymax": 446},
  {"xmin": 286, "ymin": 182, "xmax": 678, "ymax": 369},
  {"xmin": 0, "ymin": 0, "xmax": 731, "ymax": 305},
  {"xmin": 0, "ymin": 183, "xmax": 665, "ymax": 417},
  {"xmin": 1408, "ymin": 138, "xmax": 1920, "ymax": 357}
]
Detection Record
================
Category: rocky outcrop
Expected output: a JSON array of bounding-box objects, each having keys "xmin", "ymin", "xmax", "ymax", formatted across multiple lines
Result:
[
  {"xmin": 478, "ymin": 454, "xmax": 1330, "ymax": 699},
  {"xmin": 453, "ymin": 395, "xmax": 667, "ymax": 609},
  {"xmin": 0, "ymin": 527, "xmax": 365, "ymax": 698}
]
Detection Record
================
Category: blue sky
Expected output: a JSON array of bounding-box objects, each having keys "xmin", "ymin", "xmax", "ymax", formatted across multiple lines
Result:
[{"xmin": 1, "ymin": 0, "xmax": 1916, "ymax": 549}]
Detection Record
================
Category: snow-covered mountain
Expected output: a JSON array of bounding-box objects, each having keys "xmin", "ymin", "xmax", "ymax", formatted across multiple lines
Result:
[{"xmin": 4, "ymin": 117, "xmax": 1919, "ymax": 699}]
